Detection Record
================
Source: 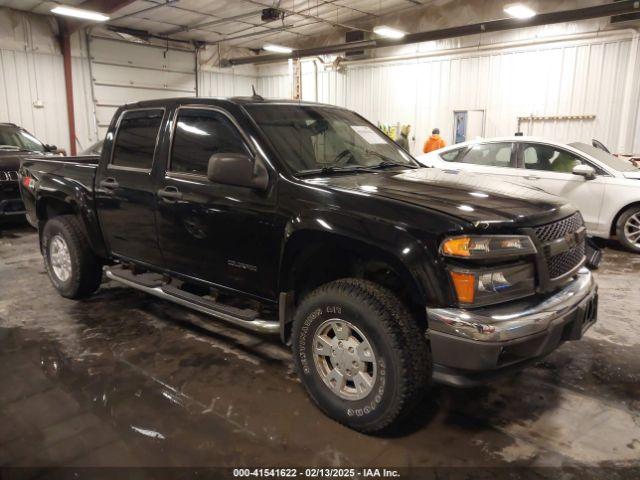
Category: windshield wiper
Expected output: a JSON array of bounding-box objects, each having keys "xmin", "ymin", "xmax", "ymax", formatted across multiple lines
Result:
[
  {"xmin": 296, "ymin": 165, "xmax": 371, "ymax": 177},
  {"xmin": 364, "ymin": 150, "xmax": 419, "ymax": 169}
]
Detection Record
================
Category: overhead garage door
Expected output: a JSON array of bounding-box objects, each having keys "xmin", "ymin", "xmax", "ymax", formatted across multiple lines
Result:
[{"xmin": 88, "ymin": 35, "xmax": 196, "ymax": 138}]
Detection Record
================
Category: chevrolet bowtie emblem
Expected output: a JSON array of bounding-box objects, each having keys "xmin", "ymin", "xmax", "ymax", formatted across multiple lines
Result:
[{"xmin": 565, "ymin": 231, "xmax": 580, "ymax": 248}]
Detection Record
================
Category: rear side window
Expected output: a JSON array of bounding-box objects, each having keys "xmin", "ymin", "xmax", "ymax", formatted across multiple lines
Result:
[
  {"xmin": 460, "ymin": 142, "xmax": 514, "ymax": 167},
  {"xmin": 170, "ymin": 108, "xmax": 250, "ymax": 176},
  {"xmin": 111, "ymin": 109, "xmax": 163, "ymax": 170}
]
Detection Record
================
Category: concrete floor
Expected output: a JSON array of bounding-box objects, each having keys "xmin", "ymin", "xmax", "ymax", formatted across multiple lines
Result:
[{"xmin": 0, "ymin": 223, "xmax": 639, "ymax": 476}]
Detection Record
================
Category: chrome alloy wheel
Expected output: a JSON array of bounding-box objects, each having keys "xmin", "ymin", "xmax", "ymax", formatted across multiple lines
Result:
[
  {"xmin": 313, "ymin": 319, "xmax": 377, "ymax": 401},
  {"xmin": 49, "ymin": 235, "xmax": 72, "ymax": 282},
  {"xmin": 624, "ymin": 213, "xmax": 640, "ymax": 248}
]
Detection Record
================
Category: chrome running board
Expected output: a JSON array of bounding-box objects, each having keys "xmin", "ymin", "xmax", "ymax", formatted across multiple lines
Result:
[{"xmin": 105, "ymin": 268, "xmax": 279, "ymax": 334}]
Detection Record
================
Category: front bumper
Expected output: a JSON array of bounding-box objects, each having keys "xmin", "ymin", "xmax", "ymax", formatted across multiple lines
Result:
[{"xmin": 427, "ymin": 268, "xmax": 597, "ymax": 387}]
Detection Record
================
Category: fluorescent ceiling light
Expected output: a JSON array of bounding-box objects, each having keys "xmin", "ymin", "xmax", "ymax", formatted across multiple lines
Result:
[
  {"xmin": 503, "ymin": 3, "xmax": 537, "ymax": 19},
  {"xmin": 373, "ymin": 25, "xmax": 405, "ymax": 39},
  {"xmin": 51, "ymin": 5, "xmax": 110, "ymax": 22},
  {"xmin": 263, "ymin": 43, "xmax": 293, "ymax": 54}
]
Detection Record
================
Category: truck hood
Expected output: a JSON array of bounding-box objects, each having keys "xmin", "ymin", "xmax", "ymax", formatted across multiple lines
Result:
[{"xmin": 307, "ymin": 167, "xmax": 570, "ymax": 226}]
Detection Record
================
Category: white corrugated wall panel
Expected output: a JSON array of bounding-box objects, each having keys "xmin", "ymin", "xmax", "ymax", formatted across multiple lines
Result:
[
  {"xmin": 71, "ymin": 36, "xmax": 99, "ymax": 153},
  {"xmin": 257, "ymin": 74, "xmax": 291, "ymax": 99},
  {"xmin": 198, "ymin": 70, "xmax": 257, "ymax": 97},
  {"xmin": 342, "ymin": 33, "xmax": 637, "ymax": 155},
  {"xmin": 0, "ymin": 48, "xmax": 70, "ymax": 151}
]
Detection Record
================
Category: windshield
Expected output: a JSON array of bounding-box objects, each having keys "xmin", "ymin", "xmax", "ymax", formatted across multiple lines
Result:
[
  {"xmin": 0, "ymin": 126, "xmax": 46, "ymax": 152},
  {"xmin": 569, "ymin": 142, "xmax": 639, "ymax": 172},
  {"xmin": 245, "ymin": 104, "xmax": 418, "ymax": 175}
]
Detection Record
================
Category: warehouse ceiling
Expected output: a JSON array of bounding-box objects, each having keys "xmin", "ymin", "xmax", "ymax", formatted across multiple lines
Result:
[{"xmin": 0, "ymin": 0, "xmax": 429, "ymax": 49}]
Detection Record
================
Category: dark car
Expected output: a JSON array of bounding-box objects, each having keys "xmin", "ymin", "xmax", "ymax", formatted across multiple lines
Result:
[
  {"xmin": 19, "ymin": 98, "xmax": 598, "ymax": 433},
  {"xmin": 0, "ymin": 123, "xmax": 59, "ymax": 225}
]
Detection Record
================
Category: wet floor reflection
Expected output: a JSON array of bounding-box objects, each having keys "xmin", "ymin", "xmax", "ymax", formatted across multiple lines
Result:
[{"xmin": 1, "ymin": 226, "xmax": 639, "ymax": 471}]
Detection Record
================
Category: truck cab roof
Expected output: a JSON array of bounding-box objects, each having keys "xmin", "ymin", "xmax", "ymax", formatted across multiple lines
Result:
[{"xmin": 121, "ymin": 96, "xmax": 344, "ymax": 111}]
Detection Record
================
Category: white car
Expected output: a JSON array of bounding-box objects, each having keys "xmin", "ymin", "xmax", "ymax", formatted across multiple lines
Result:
[{"xmin": 418, "ymin": 137, "xmax": 640, "ymax": 252}]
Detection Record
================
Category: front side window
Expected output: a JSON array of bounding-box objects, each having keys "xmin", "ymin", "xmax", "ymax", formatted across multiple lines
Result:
[
  {"xmin": 522, "ymin": 144, "xmax": 587, "ymax": 173},
  {"xmin": 245, "ymin": 105, "xmax": 417, "ymax": 174},
  {"xmin": 111, "ymin": 109, "xmax": 163, "ymax": 170},
  {"xmin": 460, "ymin": 143, "xmax": 514, "ymax": 167},
  {"xmin": 170, "ymin": 109, "xmax": 250, "ymax": 176}
]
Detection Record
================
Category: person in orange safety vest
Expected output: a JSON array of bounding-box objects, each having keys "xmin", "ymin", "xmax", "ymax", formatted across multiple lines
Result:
[{"xmin": 423, "ymin": 128, "xmax": 446, "ymax": 153}]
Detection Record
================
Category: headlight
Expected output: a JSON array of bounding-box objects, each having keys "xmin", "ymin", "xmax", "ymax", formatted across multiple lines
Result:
[
  {"xmin": 449, "ymin": 263, "xmax": 535, "ymax": 306},
  {"xmin": 441, "ymin": 235, "xmax": 537, "ymax": 259}
]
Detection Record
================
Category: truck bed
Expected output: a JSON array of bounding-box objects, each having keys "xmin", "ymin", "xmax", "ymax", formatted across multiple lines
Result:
[
  {"xmin": 20, "ymin": 155, "xmax": 99, "ymax": 187},
  {"xmin": 19, "ymin": 154, "xmax": 105, "ymax": 256}
]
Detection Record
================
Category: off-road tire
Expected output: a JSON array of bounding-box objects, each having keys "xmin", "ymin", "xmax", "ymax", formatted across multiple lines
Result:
[
  {"xmin": 42, "ymin": 215, "xmax": 103, "ymax": 298},
  {"xmin": 616, "ymin": 206, "xmax": 640, "ymax": 253},
  {"xmin": 292, "ymin": 278, "xmax": 431, "ymax": 434}
]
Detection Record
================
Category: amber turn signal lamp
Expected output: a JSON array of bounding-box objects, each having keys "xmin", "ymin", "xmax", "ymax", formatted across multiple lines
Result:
[
  {"xmin": 441, "ymin": 237, "xmax": 471, "ymax": 257},
  {"xmin": 450, "ymin": 271, "xmax": 475, "ymax": 304}
]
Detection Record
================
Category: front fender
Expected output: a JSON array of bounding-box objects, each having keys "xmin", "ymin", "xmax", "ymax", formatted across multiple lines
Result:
[{"xmin": 280, "ymin": 209, "xmax": 454, "ymax": 307}]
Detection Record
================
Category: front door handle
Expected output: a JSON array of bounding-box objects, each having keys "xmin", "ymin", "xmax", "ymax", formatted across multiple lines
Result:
[
  {"xmin": 157, "ymin": 186, "xmax": 183, "ymax": 202},
  {"xmin": 99, "ymin": 177, "xmax": 119, "ymax": 190},
  {"xmin": 524, "ymin": 175, "xmax": 540, "ymax": 180}
]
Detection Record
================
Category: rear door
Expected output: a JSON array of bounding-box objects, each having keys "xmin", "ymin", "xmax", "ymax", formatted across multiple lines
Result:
[
  {"xmin": 516, "ymin": 142, "xmax": 606, "ymax": 231},
  {"xmin": 95, "ymin": 108, "xmax": 165, "ymax": 267},
  {"xmin": 155, "ymin": 106, "xmax": 280, "ymax": 301}
]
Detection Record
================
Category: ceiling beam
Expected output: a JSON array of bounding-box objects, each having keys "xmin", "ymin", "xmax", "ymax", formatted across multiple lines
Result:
[
  {"xmin": 226, "ymin": 0, "xmax": 640, "ymax": 65},
  {"xmin": 161, "ymin": 9, "xmax": 265, "ymax": 36}
]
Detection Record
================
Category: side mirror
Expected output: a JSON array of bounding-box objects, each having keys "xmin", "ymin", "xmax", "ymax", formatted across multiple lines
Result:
[
  {"xmin": 45, "ymin": 144, "xmax": 65, "ymax": 155},
  {"xmin": 572, "ymin": 164, "xmax": 596, "ymax": 180},
  {"xmin": 207, "ymin": 153, "xmax": 268, "ymax": 190}
]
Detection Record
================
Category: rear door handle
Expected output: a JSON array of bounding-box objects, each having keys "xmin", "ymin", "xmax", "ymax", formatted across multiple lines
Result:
[
  {"xmin": 157, "ymin": 186, "xmax": 183, "ymax": 202},
  {"xmin": 99, "ymin": 177, "xmax": 119, "ymax": 190},
  {"xmin": 524, "ymin": 175, "xmax": 540, "ymax": 180}
]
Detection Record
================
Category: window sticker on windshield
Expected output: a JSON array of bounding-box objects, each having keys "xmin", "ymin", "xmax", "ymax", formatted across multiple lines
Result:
[{"xmin": 351, "ymin": 125, "xmax": 386, "ymax": 144}]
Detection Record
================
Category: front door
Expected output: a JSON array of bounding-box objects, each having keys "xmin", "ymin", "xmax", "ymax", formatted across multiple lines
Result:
[
  {"xmin": 517, "ymin": 142, "xmax": 606, "ymax": 230},
  {"xmin": 155, "ymin": 106, "xmax": 280, "ymax": 301},
  {"xmin": 95, "ymin": 108, "xmax": 165, "ymax": 267}
]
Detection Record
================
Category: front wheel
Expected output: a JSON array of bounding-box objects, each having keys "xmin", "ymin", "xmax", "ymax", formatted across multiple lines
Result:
[
  {"xmin": 42, "ymin": 215, "xmax": 103, "ymax": 298},
  {"xmin": 616, "ymin": 206, "xmax": 640, "ymax": 253},
  {"xmin": 292, "ymin": 279, "xmax": 431, "ymax": 434}
]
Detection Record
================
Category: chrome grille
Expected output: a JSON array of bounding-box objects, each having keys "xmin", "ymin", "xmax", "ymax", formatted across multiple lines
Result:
[
  {"xmin": 533, "ymin": 212, "xmax": 585, "ymax": 281},
  {"xmin": 0, "ymin": 171, "xmax": 19, "ymax": 182},
  {"xmin": 533, "ymin": 212, "xmax": 583, "ymax": 242}
]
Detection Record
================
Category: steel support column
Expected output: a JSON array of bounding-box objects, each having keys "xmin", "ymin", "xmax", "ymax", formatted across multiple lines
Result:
[{"xmin": 60, "ymin": 34, "xmax": 77, "ymax": 155}]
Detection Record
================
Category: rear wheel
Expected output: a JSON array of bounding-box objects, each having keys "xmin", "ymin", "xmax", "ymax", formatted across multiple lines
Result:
[
  {"xmin": 616, "ymin": 206, "xmax": 640, "ymax": 253},
  {"xmin": 292, "ymin": 278, "xmax": 430, "ymax": 433},
  {"xmin": 42, "ymin": 215, "xmax": 103, "ymax": 298}
]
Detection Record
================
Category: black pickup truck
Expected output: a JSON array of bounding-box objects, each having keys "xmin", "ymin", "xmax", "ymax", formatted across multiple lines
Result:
[{"xmin": 19, "ymin": 97, "xmax": 598, "ymax": 433}]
